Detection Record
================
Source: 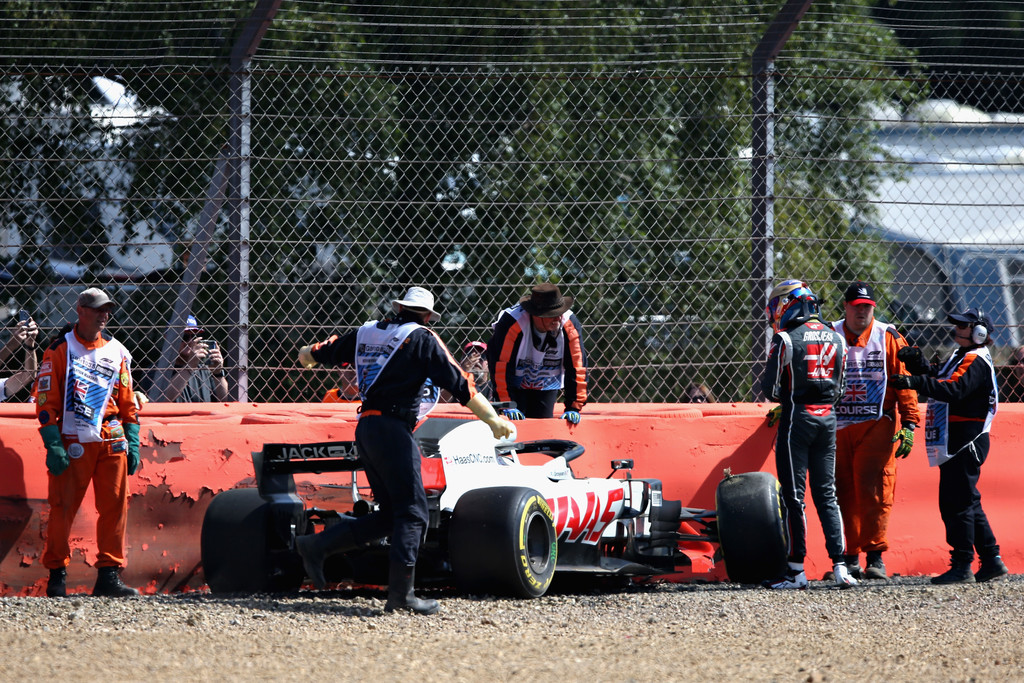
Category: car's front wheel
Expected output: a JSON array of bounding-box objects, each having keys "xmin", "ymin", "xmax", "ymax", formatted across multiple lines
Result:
[
  {"xmin": 448, "ymin": 486, "xmax": 557, "ymax": 598},
  {"xmin": 715, "ymin": 471, "xmax": 788, "ymax": 584}
]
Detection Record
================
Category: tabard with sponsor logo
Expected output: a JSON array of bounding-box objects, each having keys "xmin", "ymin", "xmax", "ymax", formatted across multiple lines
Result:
[
  {"xmin": 832, "ymin": 319, "xmax": 889, "ymax": 428},
  {"xmin": 925, "ymin": 346, "xmax": 998, "ymax": 467},
  {"xmin": 354, "ymin": 320, "xmax": 440, "ymax": 420},
  {"xmin": 61, "ymin": 331, "xmax": 132, "ymax": 443},
  {"xmin": 504, "ymin": 305, "xmax": 571, "ymax": 391}
]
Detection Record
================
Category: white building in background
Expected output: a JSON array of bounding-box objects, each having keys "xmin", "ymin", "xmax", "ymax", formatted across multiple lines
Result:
[
  {"xmin": 1, "ymin": 75, "xmax": 176, "ymax": 284},
  {"xmin": 865, "ymin": 100, "xmax": 1024, "ymax": 349}
]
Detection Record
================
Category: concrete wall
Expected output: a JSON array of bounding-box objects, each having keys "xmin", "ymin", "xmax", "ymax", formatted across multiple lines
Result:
[{"xmin": 2, "ymin": 402, "xmax": 1021, "ymax": 595}]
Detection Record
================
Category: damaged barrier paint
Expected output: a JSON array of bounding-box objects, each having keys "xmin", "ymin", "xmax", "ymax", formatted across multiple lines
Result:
[{"xmin": 1, "ymin": 401, "xmax": 1022, "ymax": 595}]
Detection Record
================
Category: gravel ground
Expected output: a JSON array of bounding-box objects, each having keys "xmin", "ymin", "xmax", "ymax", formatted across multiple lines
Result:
[{"xmin": 2, "ymin": 575, "xmax": 1022, "ymax": 682}]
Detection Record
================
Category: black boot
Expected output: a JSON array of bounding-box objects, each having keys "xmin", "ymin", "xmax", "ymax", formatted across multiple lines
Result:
[
  {"xmin": 92, "ymin": 566, "xmax": 140, "ymax": 597},
  {"xmin": 46, "ymin": 568, "xmax": 67, "ymax": 598},
  {"xmin": 295, "ymin": 519, "xmax": 358, "ymax": 590},
  {"xmin": 975, "ymin": 556, "xmax": 1009, "ymax": 583},
  {"xmin": 384, "ymin": 563, "xmax": 440, "ymax": 615},
  {"xmin": 931, "ymin": 558, "xmax": 975, "ymax": 585}
]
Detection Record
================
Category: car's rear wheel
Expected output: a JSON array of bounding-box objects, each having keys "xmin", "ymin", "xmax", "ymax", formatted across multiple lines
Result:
[
  {"xmin": 449, "ymin": 486, "xmax": 557, "ymax": 598},
  {"xmin": 716, "ymin": 471, "xmax": 788, "ymax": 584},
  {"xmin": 201, "ymin": 488, "xmax": 274, "ymax": 593}
]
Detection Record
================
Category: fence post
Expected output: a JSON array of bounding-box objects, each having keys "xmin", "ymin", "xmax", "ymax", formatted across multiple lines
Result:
[
  {"xmin": 151, "ymin": 151, "xmax": 229, "ymax": 401},
  {"xmin": 750, "ymin": 0, "xmax": 814, "ymax": 400},
  {"xmin": 227, "ymin": 0, "xmax": 282, "ymax": 402}
]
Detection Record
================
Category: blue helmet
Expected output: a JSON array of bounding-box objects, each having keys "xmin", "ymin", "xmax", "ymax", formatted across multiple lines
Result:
[{"xmin": 767, "ymin": 279, "xmax": 819, "ymax": 332}]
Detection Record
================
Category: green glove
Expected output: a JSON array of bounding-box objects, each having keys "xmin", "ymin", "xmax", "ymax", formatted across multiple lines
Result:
[
  {"xmin": 766, "ymin": 406, "xmax": 782, "ymax": 428},
  {"xmin": 125, "ymin": 422, "xmax": 141, "ymax": 475},
  {"xmin": 40, "ymin": 425, "xmax": 69, "ymax": 476},
  {"xmin": 892, "ymin": 426, "xmax": 915, "ymax": 459}
]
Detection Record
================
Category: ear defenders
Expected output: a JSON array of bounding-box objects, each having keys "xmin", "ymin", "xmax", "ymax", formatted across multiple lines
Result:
[
  {"xmin": 951, "ymin": 310, "xmax": 989, "ymax": 345},
  {"xmin": 971, "ymin": 320, "xmax": 988, "ymax": 345}
]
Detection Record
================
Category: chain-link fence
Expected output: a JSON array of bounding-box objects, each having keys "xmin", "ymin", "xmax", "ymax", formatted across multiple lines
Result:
[{"xmin": 2, "ymin": 1, "xmax": 1023, "ymax": 404}]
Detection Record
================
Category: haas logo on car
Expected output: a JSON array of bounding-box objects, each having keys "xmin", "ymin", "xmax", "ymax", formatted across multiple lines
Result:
[{"xmin": 548, "ymin": 488, "xmax": 625, "ymax": 544}]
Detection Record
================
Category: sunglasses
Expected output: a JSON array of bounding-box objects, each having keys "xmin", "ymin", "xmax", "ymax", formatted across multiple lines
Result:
[{"xmin": 954, "ymin": 322, "xmax": 971, "ymax": 329}]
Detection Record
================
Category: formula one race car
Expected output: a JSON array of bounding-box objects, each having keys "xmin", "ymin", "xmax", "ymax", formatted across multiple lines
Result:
[{"xmin": 200, "ymin": 417, "xmax": 787, "ymax": 596}]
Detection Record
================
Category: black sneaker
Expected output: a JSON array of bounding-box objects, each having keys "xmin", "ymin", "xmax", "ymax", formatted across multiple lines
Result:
[
  {"xmin": 46, "ymin": 568, "xmax": 67, "ymax": 598},
  {"xmin": 864, "ymin": 552, "xmax": 888, "ymax": 580},
  {"xmin": 975, "ymin": 556, "xmax": 1009, "ymax": 583},
  {"xmin": 931, "ymin": 560, "xmax": 975, "ymax": 585}
]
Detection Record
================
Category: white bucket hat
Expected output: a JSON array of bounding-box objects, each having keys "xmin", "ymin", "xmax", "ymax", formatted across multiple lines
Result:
[{"xmin": 392, "ymin": 286, "xmax": 441, "ymax": 322}]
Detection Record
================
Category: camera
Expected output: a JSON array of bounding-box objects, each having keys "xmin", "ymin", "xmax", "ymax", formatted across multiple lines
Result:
[{"xmin": 202, "ymin": 339, "xmax": 218, "ymax": 365}]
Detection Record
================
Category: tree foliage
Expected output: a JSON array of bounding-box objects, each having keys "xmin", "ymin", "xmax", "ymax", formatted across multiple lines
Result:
[{"xmin": 0, "ymin": 0, "xmax": 925, "ymax": 401}]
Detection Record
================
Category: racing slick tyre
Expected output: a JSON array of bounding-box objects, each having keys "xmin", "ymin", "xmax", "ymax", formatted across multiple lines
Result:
[
  {"xmin": 449, "ymin": 486, "xmax": 557, "ymax": 598},
  {"xmin": 201, "ymin": 488, "xmax": 276, "ymax": 594},
  {"xmin": 715, "ymin": 472, "xmax": 788, "ymax": 584}
]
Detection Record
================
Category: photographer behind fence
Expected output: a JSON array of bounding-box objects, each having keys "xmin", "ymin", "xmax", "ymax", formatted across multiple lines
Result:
[
  {"xmin": 160, "ymin": 314, "xmax": 229, "ymax": 403},
  {"xmin": 1, "ymin": 308, "xmax": 39, "ymax": 401}
]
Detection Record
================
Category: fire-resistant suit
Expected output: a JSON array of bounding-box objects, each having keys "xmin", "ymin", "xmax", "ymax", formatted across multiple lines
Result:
[
  {"xmin": 832, "ymin": 319, "xmax": 920, "ymax": 558},
  {"xmin": 762, "ymin": 317, "xmax": 848, "ymax": 564},
  {"xmin": 36, "ymin": 327, "xmax": 139, "ymax": 571}
]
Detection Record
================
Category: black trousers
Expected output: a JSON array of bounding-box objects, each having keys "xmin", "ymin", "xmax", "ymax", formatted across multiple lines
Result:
[
  {"xmin": 348, "ymin": 414, "xmax": 429, "ymax": 567},
  {"xmin": 775, "ymin": 405, "xmax": 846, "ymax": 563},
  {"xmin": 938, "ymin": 433, "xmax": 999, "ymax": 563},
  {"xmin": 508, "ymin": 388, "xmax": 559, "ymax": 418}
]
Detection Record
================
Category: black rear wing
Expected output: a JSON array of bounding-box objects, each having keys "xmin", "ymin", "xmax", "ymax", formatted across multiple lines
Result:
[{"xmin": 254, "ymin": 441, "xmax": 362, "ymax": 497}]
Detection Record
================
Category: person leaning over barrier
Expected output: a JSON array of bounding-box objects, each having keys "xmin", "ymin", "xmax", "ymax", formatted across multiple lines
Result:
[
  {"xmin": 891, "ymin": 306, "xmax": 1008, "ymax": 584},
  {"xmin": 36, "ymin": 287, "xmax": 141, "ymax": 598},
  {"xmin": 762, "ymin": 279, "xmax": 856, "ymax": 590},
  {"xmin": 486, "ymin": 283, "xmax": 588, "ymax": 423},
  {"xmin": 294, "ymin": 286, "xmax": 514, "ymax": 614},
  {"xmin": 827, "ymin": 281, "xmax": 920, "ymax": 582},
  {"xmin": 0, "ymin": 311, "xmax": 39, "ymax": 401}
]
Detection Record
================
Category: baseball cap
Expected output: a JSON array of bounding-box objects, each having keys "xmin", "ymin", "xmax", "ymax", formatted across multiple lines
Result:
[
  {"xmin": 463, "ymin": 341, "xmax": 487, "ymax": 354},
  {"xmin": 947, "ymin": 307, "xmax": 985, "ymax": 326},
  {"xmin": 844, "ymin": 281, "xmax": 876, "ymax": 306},
  {"xmin": 77, "ymin": 287, "xmax": 116, "ymax": 309},
  {"xmin": 184, "ymin": 313, "xmax": 205, "ymax": 336}
]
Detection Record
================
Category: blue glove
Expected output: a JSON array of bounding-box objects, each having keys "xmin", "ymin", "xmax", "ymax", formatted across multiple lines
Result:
[
  {"xmin": 501, "ymin": 408, "xmax": 525, "ymax": 421},
  {"xmin": 562, "ymin": 410, "xmax": 581, "ymax": 425},
  {"xmin": 40, "ymin": 424, "xmax": 69, "ymax": 476},
  {"xmin": 125, "ymin": 423, "xmax": 141, "ymax": 475}
]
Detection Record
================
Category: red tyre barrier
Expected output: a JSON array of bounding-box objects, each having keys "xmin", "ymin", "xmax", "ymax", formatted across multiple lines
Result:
[{"xmin": 1, "ymin": 402, "xmax": 1019, "ymax": 594}]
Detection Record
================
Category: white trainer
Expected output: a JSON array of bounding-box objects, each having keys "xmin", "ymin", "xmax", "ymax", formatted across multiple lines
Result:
[
  {"xmin": 763, "ymin": 571, "xmax": 808, "ymax": 590},
  {"xmin": 833, "ymin": 562, "xmax": 859, "ymax": 589}
]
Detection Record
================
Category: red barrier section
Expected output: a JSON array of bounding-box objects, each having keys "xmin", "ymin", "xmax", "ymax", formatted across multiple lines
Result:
[{"xmin": 2, "ymin": 402, "xmax": 1021, "ymax": 595}]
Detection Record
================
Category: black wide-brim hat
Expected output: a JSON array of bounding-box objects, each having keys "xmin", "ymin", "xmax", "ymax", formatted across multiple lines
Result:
[{"xmin": 520, "ymin": 283, "xmax": 573, "ymax": 318}]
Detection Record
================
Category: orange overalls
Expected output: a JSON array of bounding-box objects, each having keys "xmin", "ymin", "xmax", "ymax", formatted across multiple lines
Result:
[
  {"xmin": 36, "ymin": 328, "xmax": 138, "ymax": 570},
  {"xmin": 834, "ymin": 323, "xmax": 920, "ymax": 555}
]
